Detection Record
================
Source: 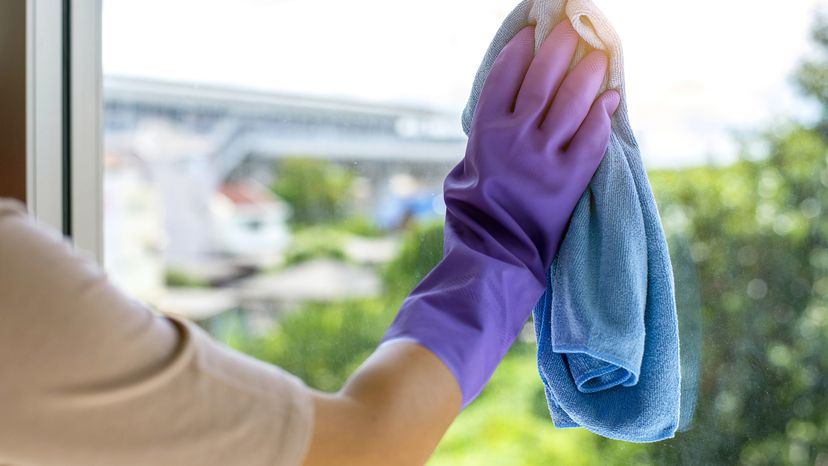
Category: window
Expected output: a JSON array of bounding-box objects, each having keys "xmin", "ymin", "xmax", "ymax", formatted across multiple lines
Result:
[{"xmin": 99, "ymin": 0, "xmax": 828, "ymax": 464}]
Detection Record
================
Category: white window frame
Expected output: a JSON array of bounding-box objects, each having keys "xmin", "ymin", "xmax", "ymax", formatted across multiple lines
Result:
[
  {"xmin": 70, "ymin": 0, "xmax": 103, "ymax": 264},
  {"xmin": 26, "ymin": 0, "xmax": 64, "ymax": 233},
  {"xmin": 26, "ymin": 0, "xmax": 103, "ymax": 264}
]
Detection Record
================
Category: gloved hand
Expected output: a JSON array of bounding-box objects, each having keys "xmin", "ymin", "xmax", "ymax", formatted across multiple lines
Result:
[{"xmin": 382, "ymin": 21, "xmax": 621, "ymax": 407}]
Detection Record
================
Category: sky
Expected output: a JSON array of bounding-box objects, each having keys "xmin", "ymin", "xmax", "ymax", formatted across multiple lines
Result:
[{"xmin": 103, "ymin": 0, "xmax": 825, "ymax": 168}]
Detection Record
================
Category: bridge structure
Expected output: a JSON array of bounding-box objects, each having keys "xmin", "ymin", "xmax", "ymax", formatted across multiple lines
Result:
[
  {"xmin": 103, "ymin": 77, "xmax": 467, "ymax": 270},
  {"xmin": 104, "ymin": 76, "xmax": 467, "ymax": 182}
]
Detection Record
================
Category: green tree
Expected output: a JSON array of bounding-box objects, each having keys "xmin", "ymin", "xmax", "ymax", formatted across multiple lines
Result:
[
  {"xmin": 229, "ymin": 298, "xmax": 392, "ymax": 391},
  {"xmin": 382, "ymin": 220, "xmax": 444, "ymax": 300},
  {"xmin": 796, "ymin": 12, "xmax": 828, "ymax": 128},
  {"xmin": 271, "ymin": 158, "xmax": 355, "ymax": 227},
  {"xmin": 639, "ymin": 15, "xmax": 828, "ymax": 463}
]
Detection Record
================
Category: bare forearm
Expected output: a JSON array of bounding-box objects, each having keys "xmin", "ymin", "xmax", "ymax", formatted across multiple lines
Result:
[{"xmin": 302, "ymin": 341, "xmax": 461, "ymax": 466}]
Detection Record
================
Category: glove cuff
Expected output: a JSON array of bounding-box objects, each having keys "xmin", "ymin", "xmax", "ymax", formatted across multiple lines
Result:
[{"xmin": 381, "ymin": 243, "xmax": 544, "ymax": 407}]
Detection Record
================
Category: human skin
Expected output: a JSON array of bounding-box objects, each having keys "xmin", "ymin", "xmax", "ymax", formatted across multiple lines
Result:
[
  {"xmin": 301, "ymin": 19, "xmax": 619, "ymax": 466},
  {"xmin": 303, "ymin": 341, "xmax": 460, "ymax": 466}
]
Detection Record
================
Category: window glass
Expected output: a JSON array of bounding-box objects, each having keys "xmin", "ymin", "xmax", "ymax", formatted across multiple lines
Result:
[{"xmin": 103, "ymin": 0, "xmax": 828, "ymax": 463}]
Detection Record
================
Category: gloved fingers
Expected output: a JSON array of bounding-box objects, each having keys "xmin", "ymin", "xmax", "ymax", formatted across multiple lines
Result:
[
  {"xmin": 513, "ymin": 21, "xmax": 579, "ymax": 120},
  {"xmin": 541, "ymin": 50, "xmax": 609, "ymax": 147},
  {"xmin": 564, "ymin": 89, "xmax": 619, "ymax": 165},
  {"xmin": 475, "ymin": 26, "xmax": 535, "ymax": 121}
]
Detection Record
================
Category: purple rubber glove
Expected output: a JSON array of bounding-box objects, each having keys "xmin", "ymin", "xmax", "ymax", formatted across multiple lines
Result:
[{"xmin": 382, "ymin": 21, "xmax": 621, "ymax": 407}]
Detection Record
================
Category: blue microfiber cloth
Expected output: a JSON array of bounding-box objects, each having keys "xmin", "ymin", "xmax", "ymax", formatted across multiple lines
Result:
[{"xmin": 462, "ymin": 0, "xmax": 684, "ymax": 442}]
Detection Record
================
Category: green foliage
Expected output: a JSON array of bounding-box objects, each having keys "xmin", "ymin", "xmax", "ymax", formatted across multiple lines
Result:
[
  {"xmin": 643, "ymin": 123, "xmax": 828, "ymax": 465},
  {"xmin": 164, "ymin": 267, "xmax": 209, "ymax": 288},
  {"xmin": 382, "ymin": 220, "xmax": 444, "ymax": 300},
  {"xmin": 797, "ymin": 12, "xmax": 828, "ymax": 120},
  {"xmin": 431, "ymin": 348, "xmax": 651, "ymax": 466},
  {"xmin": 230, "ymin": 298, "xmax": 393, "ymax": 392},
  {"xmin": 281, "ymin": 226, "xmax": 349, "ymax": 267},
  {"xmin": 271, "ymin": 158, "xmax": 355, "ymax": 227},
  {"xmin": 334, "ymin": 215, "xmax": 385, "ymax": 238},
  {"xmin": 226, "ymin": 221, "xmax": 444, "ymax": 392}
]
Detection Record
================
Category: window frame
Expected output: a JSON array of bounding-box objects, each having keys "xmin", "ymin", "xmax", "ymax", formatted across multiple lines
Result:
[{"xmin": 26, "ymin": 0, "xmax": 103, "ymax": 264}]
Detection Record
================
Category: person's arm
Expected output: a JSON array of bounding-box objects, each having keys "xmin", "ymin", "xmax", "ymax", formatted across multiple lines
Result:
[
  {"xmin": 300, "ymin": 21, "xmax": 620, "ymax": 466},
  {"xmin": 303, "ymin": 341, "xmax": 460, "ymax": 466}
]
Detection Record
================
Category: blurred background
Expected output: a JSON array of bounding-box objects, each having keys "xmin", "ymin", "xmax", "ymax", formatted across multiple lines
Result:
[{"xmin": 102, "ymin": 0, "xmax": 828, "ymax": 464}]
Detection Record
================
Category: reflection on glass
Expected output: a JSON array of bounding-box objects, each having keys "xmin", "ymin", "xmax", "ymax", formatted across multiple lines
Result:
[{"xmin": 103, "ymin": 1, "xmax": 828, "ymax": 464}]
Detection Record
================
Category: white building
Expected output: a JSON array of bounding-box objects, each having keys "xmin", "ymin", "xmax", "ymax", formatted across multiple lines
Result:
[{"xmin": 212, "ymin": 181, "xmax": 291, "ymax": 265}]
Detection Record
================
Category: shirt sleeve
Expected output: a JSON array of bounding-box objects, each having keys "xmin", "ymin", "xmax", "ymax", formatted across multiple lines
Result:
[{"xmin": 0, "ymin": 199, "xmax": 314, "ymax": 466}]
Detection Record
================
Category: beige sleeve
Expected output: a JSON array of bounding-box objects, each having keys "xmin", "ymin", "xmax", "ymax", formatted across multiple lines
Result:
[{"xmin": 0, "ymin": 199, "xmax": 314, "ymax": 466}]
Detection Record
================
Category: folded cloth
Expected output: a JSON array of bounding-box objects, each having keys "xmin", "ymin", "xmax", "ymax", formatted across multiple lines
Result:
[{"xmin": 462, "ymin": 0, "xmax": 682, "ymax": 442}]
